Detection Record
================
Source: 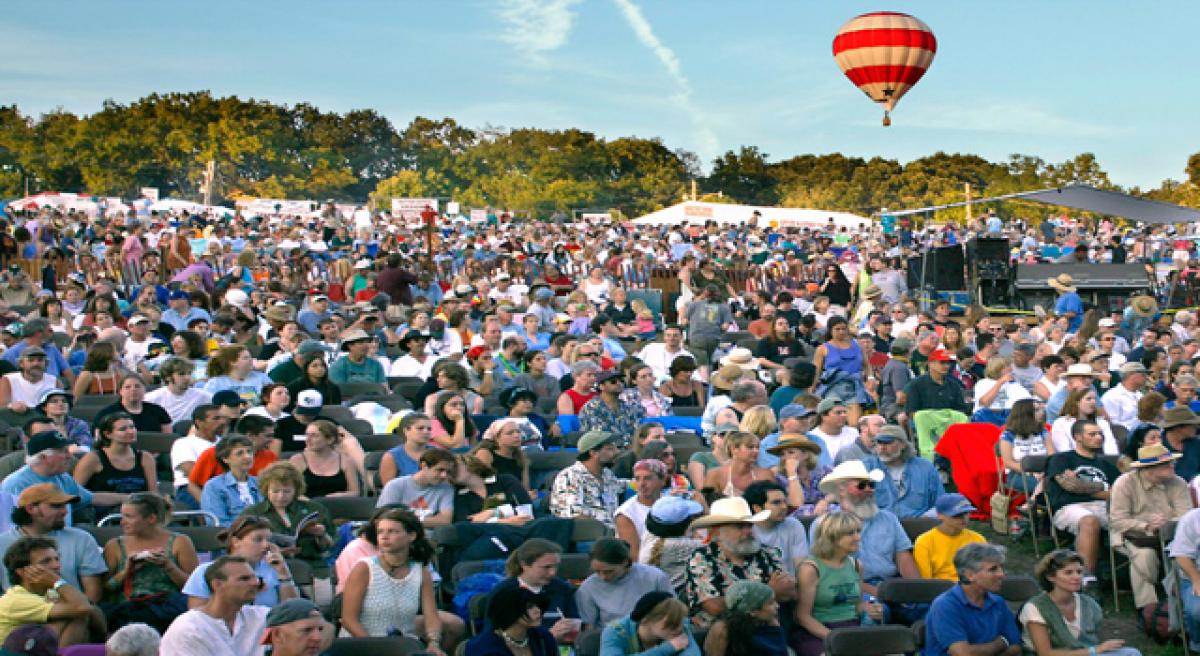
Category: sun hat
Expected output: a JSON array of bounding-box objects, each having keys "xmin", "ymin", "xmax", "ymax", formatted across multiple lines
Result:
[
  {"xmin": 1130, "ymin": 295, "xmax": 1158, "ymax": 318},
  {"xmin": 766, "ymin": 433, "xmax": 822, "ymax": 456},
  {"xmin": 690, "ymin": 496, "xmax": 772, "ymax": 529},
  {"xmin": 862, "ymin": 284, "xmax": 883, "ymax": 300},
  {"xmin": 1047, "ymin": 273, "xmax": 1077, "ymax": 293},
  {"xmin": 934, "ymin": 493, "xmax": 977, "ymax": 517},
  {"xmin": 1130, "ymin": 443, "xmax": 1182, "ymax": 468},
  {"xmin": 711, "ymin": 364, "xmax": 745, "ymax": 391},
  {"xmin": 263, "ymin": 305, "xmax": 294, "ymax": 323},
  {"xmin": 720, "ymin": 347, "xmax": 759, "ymax": 370},
  {"xmin": 339, "ymin": 328, "xmax": 371, "ymax": 350},
  {"xmin": 35, "ymin": 388, "xmax": 72, "ymax": 408},
  {"xmin": 1063, "ymin": 363, "xmax": 1095, "ymax": 378},
  {"xmin": 818, "ymin": 460, "xmax": 885, "ymax": 495},
  {"xmin": 1163, "ymin": 407, "xmax": 1200, "ymax": 429}
]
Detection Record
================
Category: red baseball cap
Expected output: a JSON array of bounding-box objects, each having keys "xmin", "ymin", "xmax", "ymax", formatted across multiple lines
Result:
[
  {"xmin": 928, "ymin": 348, "xmax": 956, "ymax": 362},
  {"xmin": 466, "ymin": 345, "xmax": 490, "ymax": 361}
]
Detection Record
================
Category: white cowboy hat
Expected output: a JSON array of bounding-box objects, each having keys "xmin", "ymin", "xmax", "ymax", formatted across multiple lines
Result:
[
  {"xmin": 690, "ymin": 497, "xmax": 771, "ymax": 529},
  {"xmin": 720, "ymin": 347, "xmax": 759, "ymax": 370},
  {"xmin": 818, "ymin": 460, "xmax": 885, "ymax": 496}
]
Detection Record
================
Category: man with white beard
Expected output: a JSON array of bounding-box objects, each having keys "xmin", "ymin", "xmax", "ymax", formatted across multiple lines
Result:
[
  {"xmin": 809, "ymin": 461, "xmax": 920, "ymax": 596},
  {"xmin": 682, "ymin": 497, "xmax": 797, "ymax": 630},
  {"xmin": 863, "ymin": 425, "xmax": 944, "ymax": 518}
]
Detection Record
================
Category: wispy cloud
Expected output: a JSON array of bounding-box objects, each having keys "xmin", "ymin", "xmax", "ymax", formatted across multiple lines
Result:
[
  {"xmin": 899, "ymin": 100, "xmax": 1122, "ymax": 138},
  {"xmin": 495, "ymin": 0, "xmax": 582, "ymax": 65},
  {"xmin": 610, "ymin": 0, "xmax": 720, "ymax": 161}
]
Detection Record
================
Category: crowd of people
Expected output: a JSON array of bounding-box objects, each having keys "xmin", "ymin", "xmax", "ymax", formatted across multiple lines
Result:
[{"xmin": 0, "ymin": 199, "xmax": 1199, "ymax": 655}]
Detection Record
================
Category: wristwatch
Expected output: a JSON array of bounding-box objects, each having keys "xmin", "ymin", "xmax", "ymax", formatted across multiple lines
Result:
[{"xmin": 53, "ymin": 579, "xmax": 68, "ymax": 591}]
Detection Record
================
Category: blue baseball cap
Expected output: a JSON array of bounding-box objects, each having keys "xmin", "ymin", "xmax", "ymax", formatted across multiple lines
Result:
[
  {"xmin": 935, "ymin": 493, "xmax": 976, "ymax": 517},
  {"xmin": 169, "ymin": 290, "xmax": 190, "ymax": 301},
  {"xmin": 648, "ymin": 495, "xmax": 704, "ymax": 525}
]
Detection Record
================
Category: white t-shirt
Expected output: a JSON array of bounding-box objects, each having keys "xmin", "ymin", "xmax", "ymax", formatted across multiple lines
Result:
[
  {"xmin": 389, "ymin": 354, "xmax": 436, "ymax": 381},
  {"xmin": 615, "ymin": 496, "xmax": 653, "ymax": 542},
  {"xmin": 973, "ymin": 379, "xmax": 1032, "ymax": 412},
  {"xmin": 1049, "ymin": 417, "xmax": 1119, "ymax": 456},
  {"xmin": 1018, "ymin": 594, "xmax": 1081, "ymax": 652},
  {"xmin": 170, "ymin": 435, "xmax": 216, "ymax": 488},
  {"xmin": 160, "ymin": 606, "xmax": 269, "ymax": 656},
  {"xmin": 145, "ymin": 386, "xmax": 213, "ymax": 425},
  {"xmin": 810, "ymin": 426, "xmax": 861, "ymax": 458}
]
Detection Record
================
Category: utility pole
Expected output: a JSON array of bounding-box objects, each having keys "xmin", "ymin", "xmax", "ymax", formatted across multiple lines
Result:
[
  {"xmin": 964, "ymin": 183, "xmax": 972, "ymax": 224},
  {"xmin": 201, "ymin": 160, "xmax": 216, "ymax": 206},
  {"xmin": 691, "ymin": 179, "xmax": 697, "ymax": 201}
]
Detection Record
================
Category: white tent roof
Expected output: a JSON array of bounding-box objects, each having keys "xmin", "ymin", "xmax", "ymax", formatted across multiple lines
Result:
[{"xmin": 632, "ymin": 200, "xmax": 871, "ymax": 230}]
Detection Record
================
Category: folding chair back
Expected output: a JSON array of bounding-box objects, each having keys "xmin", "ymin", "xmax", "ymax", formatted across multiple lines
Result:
[{"xmin": 825, "ymin": 625, "xmax": 917, "ymax": 656}]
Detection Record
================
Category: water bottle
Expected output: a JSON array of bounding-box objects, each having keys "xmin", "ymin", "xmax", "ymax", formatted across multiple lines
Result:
[{"xmin": 861, "ymin": 594, "xmax": 878, "ymax": 626}]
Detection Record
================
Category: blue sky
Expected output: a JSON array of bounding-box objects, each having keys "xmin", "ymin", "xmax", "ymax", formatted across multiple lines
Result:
[{"xmin": 3, "ymin": 1, "xmax": 1197, "ymax": 189}]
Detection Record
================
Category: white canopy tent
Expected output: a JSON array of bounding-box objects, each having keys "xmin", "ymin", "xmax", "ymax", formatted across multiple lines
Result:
[{"xmin": 632, "ymin": 200, "xmax": 871, "ymax": 231}]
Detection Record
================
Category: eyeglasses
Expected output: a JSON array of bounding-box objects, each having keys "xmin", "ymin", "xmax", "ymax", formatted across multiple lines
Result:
[
  {"xmin": 578, "ymin": 352, "xmax": 598, "ymax": 357},
  {"xmin": 855, "ymin": 481, "xmax": 877, "ymax": 490}
]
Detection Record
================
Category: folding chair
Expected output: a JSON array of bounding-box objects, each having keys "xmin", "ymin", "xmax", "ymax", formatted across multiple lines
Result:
[
  {"xmin": 900, "ymin": 517, "xmax": 939, "ymax": 544},
  {"xmin": 358, "ymin": 434, "xmax": 401, "ymax": 452},
  {"xmin": 528, "ymin": 450, "xmax": 578, "ymax": 490},
  {"xmin": 558, "ymin": 552, "xmax": 592, "ymax": 582},
  {"xmin": 285, "ymin": 558, "xmax": 315, "ymax": 600},
  {"xmin": 311, "ymin": 496, "xmax": 378, "ymax": 523},
  {"xmin": 998, "ymin": 575, "xmax": 1040, "ymax": 613},
  {"xmin": 1018, "ymin": 454, "xmax": 1055, "ymax": 555},
  {"xmin": 324, "ymin": 637, "xmax": 428, "ymax": 656},
  {"xmin": 336, "ymin": 382, "xmax": 389, "ymax": 400},
  {"xmin": 825, "ymin": 624, "xmax": 917, "ymax": 656},
  {"xmin": 876, "ymin": 578, "xmax": 954, "ymax": 606},
  {"xmin": 1161, "ymin": 520, "xmax": 1190, "ymax": 656},
  {"xmin": 571, "ymin": 517, "xmax": 612, "ymax": 545},
  {"xmin": 575, "ymin": 628, "xmax": 604, "ymax": 656}
]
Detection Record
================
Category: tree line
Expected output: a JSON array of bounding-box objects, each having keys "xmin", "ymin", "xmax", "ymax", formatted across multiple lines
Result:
[{"xmin": 1, "ymin": 91, "xmax": 1198, "ymax": 221}]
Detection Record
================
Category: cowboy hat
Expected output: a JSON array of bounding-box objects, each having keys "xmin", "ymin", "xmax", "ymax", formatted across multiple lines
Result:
[
  {"xmin": 1130, "ymin": 295, "xmax": 1158, "ymax": 318},
  {"xmin": 766, "ymin": 433, "xmax": 822, "ymax": 456},
  {"xmin": 1163, "ymin": 407, "xmax": 1200, "ymax": 429},
  {"xmin": 720, "ymin": 347, "xmax": 759, "ymax": 370},
  {"xmin": 690, "ymin": 497, "xmax": 771, "ymax": 529},
  {"xmin": 818, "ymin": 460, "xmax": 885, "ymax": 495},
  {"xmin": 1129, "ymin": 443, "xmax": 1181, "ymax": 468},
  {"xmin": 1047, "ymin": 273, "xmax": 1076, "ymax": 293},
  {"xmin": 711, "ymin": 364, "xmax": 746, "ymax": 391},
  {"xmin": 339, "ymin": 328, "xmax": 372, "ymax": 350}
]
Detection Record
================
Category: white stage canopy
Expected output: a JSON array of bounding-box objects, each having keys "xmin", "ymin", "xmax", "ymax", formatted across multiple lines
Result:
[
  {"xmin": 632, "ymin": 200, "xmax": 871, "ymax": 231},
  {"xmin": 888, "ymin": 184, "xmax": 1200, "ymax": 225}
]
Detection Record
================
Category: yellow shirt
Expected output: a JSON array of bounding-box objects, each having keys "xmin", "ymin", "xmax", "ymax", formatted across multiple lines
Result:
[
  {"xmin": 0, "ymin": 585, "xmax": 54, "ymax": 643},
  {"xmin": 913, "ymin": 527, "xmax": 986, "ymax": 581}
]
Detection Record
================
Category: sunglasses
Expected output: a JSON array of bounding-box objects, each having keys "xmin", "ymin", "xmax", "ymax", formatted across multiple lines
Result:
[
  {"xmin": 578, "ymin": 352, "xmax": 598, "ymax": 357},
  {"xmin": 855, "ymin": 481, "xmax": 877, "ymax": 490}
]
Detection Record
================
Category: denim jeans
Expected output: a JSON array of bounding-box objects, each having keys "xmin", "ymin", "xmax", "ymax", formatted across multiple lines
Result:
[
  {"xmin": 1180, "ymin": 576, "xmax": 1200, "ymax": 649},
  {"xmin": 174, "ymin": 486, "xmax": 199, "ymax": 511}
]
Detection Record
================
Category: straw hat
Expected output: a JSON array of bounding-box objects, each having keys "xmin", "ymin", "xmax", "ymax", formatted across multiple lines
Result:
[
  {"xmin": 862, "ymin": 284, "xmax": 883, "ymax": 300},
  {"xmin": 720, "ymin": 347, "xmax": 759, "ymax": 370},
  {"xmin": 1129, "ymin": 443, "xmax": 1181, "ymax": 469},
  {"xmin": 1047, "ymin": 274, "xmax": 1076, "ymax": 293},
  {"xmin": 1130, "ymin": 295, "xmax": 1158, "ymax": 318},
  {"xmin": 711, "ymin": 364, "xmax": 745, "ymax": 391},
  {"xmin": 690, "ymin": 497, "xmax": 771, "ymax": 529},
  {"xmin": 766, "ymin": 433, "xmax": 822, "ymax": 456},
  {"xmin": 818, "ymin": 460, "xmax": 885, "ymax": 495}
]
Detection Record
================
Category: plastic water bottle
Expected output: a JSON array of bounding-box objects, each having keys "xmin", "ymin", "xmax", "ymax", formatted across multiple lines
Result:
[{"xmin": 861, "ymin": 595, "xmax": 878, "ymax": 626}]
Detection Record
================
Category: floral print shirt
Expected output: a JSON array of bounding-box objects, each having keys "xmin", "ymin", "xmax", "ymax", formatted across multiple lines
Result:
[
  {"xmin": 549, "ymin": 461, "xmax": 626, "ymax": 527},
  {"xmin": 683, "ymin": 541, "xmax": 783, "ymax": 629},
  {"xmin": 579, "ymin": 395, "xmax": 647, "ymax": 444}
]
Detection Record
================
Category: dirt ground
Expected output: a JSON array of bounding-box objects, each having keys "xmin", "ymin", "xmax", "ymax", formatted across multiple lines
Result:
[{"xmin": 976, "ymin": 522, "xmax": 1178, "ymax": 656}]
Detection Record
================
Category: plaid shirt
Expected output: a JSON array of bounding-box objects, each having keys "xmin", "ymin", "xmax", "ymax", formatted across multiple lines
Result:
[{"xmin": 549, "ymin": 461, "xmax": 625, "ymax": 527}]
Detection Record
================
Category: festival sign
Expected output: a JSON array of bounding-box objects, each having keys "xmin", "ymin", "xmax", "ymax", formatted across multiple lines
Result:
[{"xmin": 391, "ymin": 198, "xmax": 439, "ymax": 220}]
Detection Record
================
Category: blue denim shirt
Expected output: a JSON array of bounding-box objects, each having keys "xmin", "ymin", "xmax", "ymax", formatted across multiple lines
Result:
[
  {"xmin": 200, "ymin": 472, "xmax": 261, "ymax": 526},
  {"xmin": 865, "ymin": 454, "xmax": 945, "ymax": 518}
]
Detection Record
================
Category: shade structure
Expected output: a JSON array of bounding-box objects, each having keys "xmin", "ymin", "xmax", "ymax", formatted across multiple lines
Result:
[
  {"xmin": 888, "ymin": 184, "xmax": 1200, "ymax": 225},
  {"xmin": 632, "ymin": 200, "xmax": 870, "ymax": 231}
]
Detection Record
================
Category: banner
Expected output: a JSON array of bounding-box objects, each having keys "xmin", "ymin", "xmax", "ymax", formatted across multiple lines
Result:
[
  {"xmin": 446, "ymin": 201, "xmax": 460, "ymax": 216},
  {"xmin": 469, "ymin": 209, "xmax": 488, "ymax": 223},
  {"xmin": 140, "ymin": 187, "xmax": 159, "ymax": 202},
  {"xmin": 234, "ymin": 198, "xmax": 318, "ymax": 215},
  {"xmin": 581, "ymin": 212, "xmax": 612, "ymax": 222},
  {"xmin": 391, "ymin": 198, "xmax": 439, "ymax": 220}
]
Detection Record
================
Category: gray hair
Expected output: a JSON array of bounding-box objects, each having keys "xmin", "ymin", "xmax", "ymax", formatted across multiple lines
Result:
[
  {"xmin": 730, "ymin": 381, "xmax": 764, "ymax": 404},
  {"xmin": 105, "ymin": 622, "xmax": 161, "ymax": 656},
  {"xmin": 954, "ymin": 543, "xmax": 1006, "ymax": 583},
  {"xmin": 571, "ymin": 360, "xmax": 601, "ymax": 377}
]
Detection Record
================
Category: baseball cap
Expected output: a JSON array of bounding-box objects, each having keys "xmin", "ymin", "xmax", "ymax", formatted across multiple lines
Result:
[
  {"xmin": 928, "ymin": 348, "xmax": 955, "ymax": 362},
  {"xmin": 295, "ymin": 389, "xmax": 323, "ymax": 416},
  {"xmin": 1120, "ymin": 362, "xmax": 1148, "ymax": 376},
  {"xmin": 875, "ymin": 424, "xmax": 907, "ymax": 444},
  {"xmin": 535, "ymin": 288, "xmax": 554, "ymax": 300},
  {"xmin": 127, "ymin": 314, "xmax": 152, "ymax": 326},
  {"xmin": 17, "ymin": 482, "xmax": 79, "ymax": 507},
  {"xmin": 21, "ymin": 346, "xmax": 47, "ymax": 358},
  {"xmin": 296, "ymin": 340, "xmax": 325, "ymax": 356},
  {"xmin": 935, "ymin": 493, "xmax": 977, "ymax": 517},
  {"xmin": 0, "ymin": 623, "xmax": 57, "ymax": 656},
  {"xmin": 596, "ymin": 369, "xmax": 623, "ymax": 384},
  {"xmin": 647, "ymin": 495, "xmax": 704, "ymax": 525},
  {"xmin": 576, "ymin": 430, "xmax": 617, "ymax": 453},
  {"xmin": 1098, "ymin": 318, "xmax": 1116, "ymax": 328},
  {"xmin": 266, "ymin": 598, "xmax": 322, "ymax": 628},
  {"xmin": 26, "ymin": 430, "xmax": 72, "ymax": 456},
  {"xmin": 169, "ymin": 290, "xmax": 190, "ymax": 301},
  {"xmin": 465, "ymin": 345, "xmax": 490, "ymax": 361},
  {"xmin": 211, "ymin": 390, "xmax": 243, "ymax": 408},
  {"xmin": 816, "ymin": 397, "xmax": 845, "ymax": 415},
  {"xmin": 779, "ymin": 404, "xmax": 814, "ymax": 420}
]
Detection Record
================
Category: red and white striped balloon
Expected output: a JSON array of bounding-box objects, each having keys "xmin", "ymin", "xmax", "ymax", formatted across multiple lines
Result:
[{"xmin": 832, "ymin": 11, "xmax": 936, "ymax": 126}]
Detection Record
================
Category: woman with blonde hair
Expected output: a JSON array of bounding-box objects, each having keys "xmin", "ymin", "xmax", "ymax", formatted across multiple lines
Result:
[
  {"xmin": 793, "ymin": 511, "xmax": 880, "ymax": 656},
  {"xmin": 972, "ymin": 356, "xmax": 1032, "ymax": 426},
  {"xmin": 704, "ymin": 431, "xmax": 775, "ymax": 498},
  {"xmin": 739, "ymin": 405, "xmax": 777, "ymax": 440},
  {"xmin": 1050, "ymin": 387, "xmax": 1119, "ymax": 455},
  {"xmin": 601, "ymin": 592, "xmax": 700, "ymax": 655},
  {"xmin": 240, "ymin": 461, "xmax": 335, "ymax": 598}
]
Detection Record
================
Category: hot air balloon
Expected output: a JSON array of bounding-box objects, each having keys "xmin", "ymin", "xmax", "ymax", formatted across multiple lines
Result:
[{"xmin": 832, "ymin": 11, "xmax": 936, "ymax": 126}]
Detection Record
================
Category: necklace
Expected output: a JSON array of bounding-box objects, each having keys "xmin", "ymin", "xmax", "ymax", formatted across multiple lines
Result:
[{"xmin": 499, "ymin": 629, "xmax": 529, "ymax": 648}]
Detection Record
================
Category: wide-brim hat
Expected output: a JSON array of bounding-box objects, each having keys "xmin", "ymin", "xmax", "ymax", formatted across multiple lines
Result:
[
  {"xmin": 1131, "ymin": 295, "xmax": 1158, "ymax": 318},
  {"xmin": 263, "ymin": 305, "xmax": 294, "ymax": 323},
  {"xmin": 719, "ymin": 347, "xmax": 759, "ymax": 370},
  {"xmin": 862, "ymin": 284, "xmax": 883, "ymax": 300},
  {"xmin": 711, "ymin": 364, "xmax": 745, "ymax": 391},
  {"xmin": 818, "ymin": 460, "xmax": 885, "ymax": 495},
  {"xmin": 1130, "ymin": 443, "xmax": 1181, "ymax": 468},
  {"xmin": 1163, "ymin": 407, "xmax": 1200, "ymax": 429},
  {"xmin": 1047, "ymin": 273, "xmax": 1076, "ymax": 293},
  {"xmin": 766, "ymin": 433, "xmax": 822, "ymax": 456},
  {"xmin": 339, "ymin": 328, "xmax": 372, "ymax": 350},
  {"xmin": 398, "ymin": 331, "xmax": 429, "ymax": 351},
  {"xmin": 690, "ymin": 496, "xmax": 772, "ymax": 529},
  {"xmin": 1063, "ymin": 363, "xmax": 1095, "ymax": 378}
]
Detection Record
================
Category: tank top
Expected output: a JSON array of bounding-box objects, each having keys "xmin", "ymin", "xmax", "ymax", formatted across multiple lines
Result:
[
  {"xmin": 809, "ymin": 556, "xmax": 860, "ymax": 624},
  {"xmin": 348, "ymin": 557, "xmax": 423, "ymax": 637},
  {"xmin": 823, "ymin": 340, "xmax": 864, "ymax": 375},
  {"xmin": 3, "ymin": 373, "xmax": 59, "ymax": 407},
  {"xmin": 85, "ymin": 370, "xmax": 120, "ymax": 395},
  {"xmin": 489, "ymin": 451, "xmax": 523, "ymax": 482},
  {"xmin": 116, "ymin": 534, "xmax": 180, "ymax": 599},
  {"xmin": 667, "ymin": 385, "xmax": 699, "ymax": 407},
  {"xmin": 89, "ymin": 447, "xmax": 149, "ymax": 494},
  {"xmin": 564, "ymin": 389, "xmax": 595, "ymax": 414},
  {"xmin": 301, "ymin": 453, "xmax": 348, "ymax": 497}
]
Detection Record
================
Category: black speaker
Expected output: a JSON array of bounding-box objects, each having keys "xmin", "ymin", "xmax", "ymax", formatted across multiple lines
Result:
[
  {"xmin": 968, "ymin": 237, "xmax": 1009, "ymax": 263},
  {"xmin": 906, "ymin": 246, "xmax": 966, "ymax": 291}
]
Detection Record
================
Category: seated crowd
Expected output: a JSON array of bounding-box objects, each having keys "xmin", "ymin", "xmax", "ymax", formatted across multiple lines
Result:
[{"xmin": 1, "ymin": 214, "xmax": 1200, "ymax": 656}]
